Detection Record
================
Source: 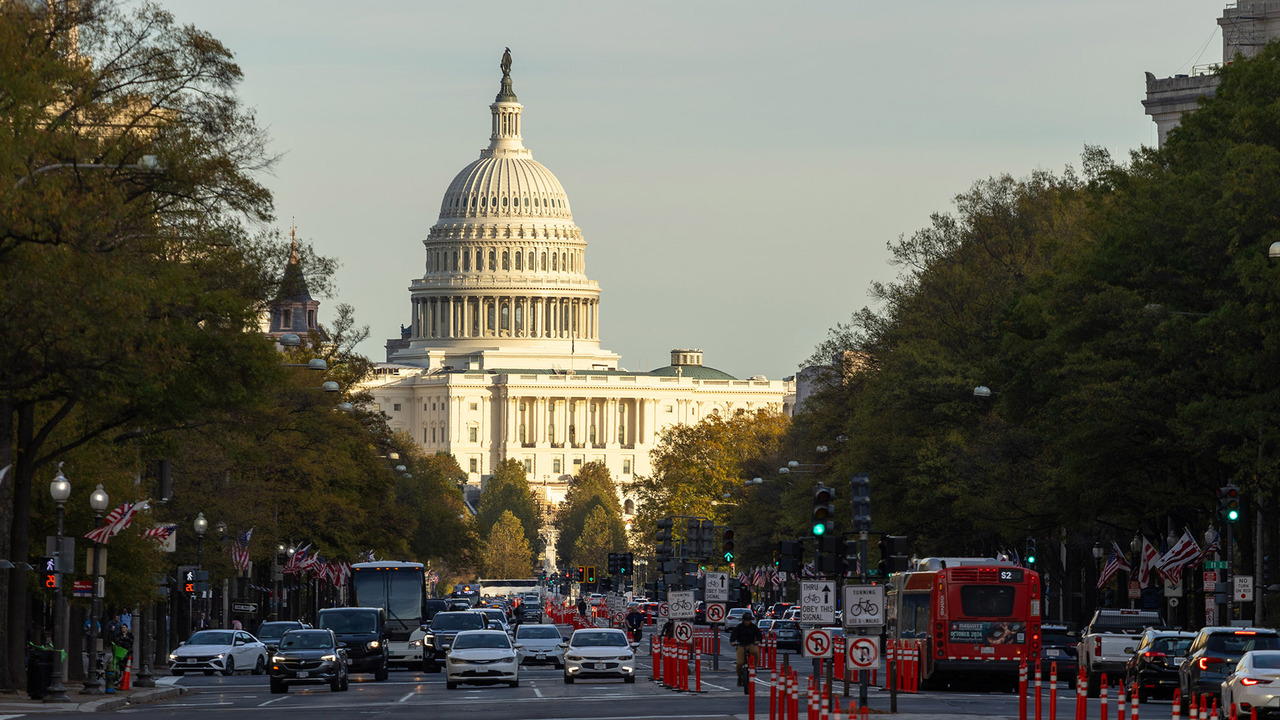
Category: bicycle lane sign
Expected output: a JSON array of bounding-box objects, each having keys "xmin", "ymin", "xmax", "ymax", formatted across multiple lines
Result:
[{"xmin": 842, "ymin": 585, "xmax": 885, "ymax": 628}]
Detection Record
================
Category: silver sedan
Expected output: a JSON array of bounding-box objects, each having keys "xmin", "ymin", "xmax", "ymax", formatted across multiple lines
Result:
[{"xmin": 445, "ymin": 630, "xmax": 520, "ymax": 689}]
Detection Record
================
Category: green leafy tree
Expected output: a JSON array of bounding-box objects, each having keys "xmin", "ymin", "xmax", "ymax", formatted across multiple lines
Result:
[
  {"xmin": 571, "ymin": 506, "xmax": 625, "ymax": 576},
  {"xmin": 475, "ymin": 459, "xmax": 539, "ymax": 551},
  {"xmin": 482, "ymin": 511, "xmax": 534, "ymax": 578},
  {"xmin": 555, "ymin": 462, "xmax": 626, "ymax": 568}
]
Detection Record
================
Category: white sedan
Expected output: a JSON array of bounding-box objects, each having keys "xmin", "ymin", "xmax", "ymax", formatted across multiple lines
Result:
[
  {"xmin": 1222, "ymin": 650, "xmax": 1280, "ymax": 716},
  {"xmin": 445, "ymin": 630, "xmax": 520, "ymax": 689},
  {"xmin": 169, "ymin": 629, "xmax": 268, "ymax": 676},
  {"xmin": 514, "ymin": 624, "xmax": 564, "ymax": 668},
  {"xmin": 561, "ymin": 628, "xmax": 636, "ymax": 683}
]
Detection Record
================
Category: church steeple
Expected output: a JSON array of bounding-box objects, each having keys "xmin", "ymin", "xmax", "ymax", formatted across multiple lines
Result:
[{"xmin": 265, "ymin": 219, "xmax": 320, "ymax": 342}]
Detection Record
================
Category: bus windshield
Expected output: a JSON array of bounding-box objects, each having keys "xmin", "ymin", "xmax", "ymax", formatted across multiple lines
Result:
[{"xmin": 350, "ymin": 564, "xmax": 425, "ymax": 637}]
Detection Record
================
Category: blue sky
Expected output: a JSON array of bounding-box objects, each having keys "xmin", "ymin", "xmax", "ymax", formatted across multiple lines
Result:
[{"xmin": 161, "ymin": 0, "xmax": 1221, "ymax": 379}]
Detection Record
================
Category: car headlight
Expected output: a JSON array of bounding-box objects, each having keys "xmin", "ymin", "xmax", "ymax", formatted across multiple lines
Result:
[
  {"xmin": 214, "ymin": 653, "xmax": 225, "ymax": 660},
  {"xmin": 367, "ymin": 641, "xmax": 380, "ymax": 650},
  {"xmin": 322, "ymin": 654, "xmax": 337, "ymax": 662},
  {"xmin": 168, "ymin": 653, "xmax": 178, "ymax": 662},
  {"xmin": 408, "ymin": 640, "xmax": 421, "ymax": 648},
  {"xmin": 503, "ymin": 655, "xmax": 516, "ymax": 662},
  {"xmin": 272, "ymin": 655, "xmax": 286, "ymax": 663}
]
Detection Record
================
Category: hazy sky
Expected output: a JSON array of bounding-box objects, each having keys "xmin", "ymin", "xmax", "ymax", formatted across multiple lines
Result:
[{"xmin": 160, "ymin": 1, "xmax": 1222, "ymax": 379}]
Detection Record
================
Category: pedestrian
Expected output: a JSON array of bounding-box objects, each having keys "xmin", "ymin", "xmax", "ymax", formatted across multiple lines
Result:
[
  {"xmin": 194, "ymin": 612, "xmax": 210, "ymax": 631},
  {"xmin": 577, "ymin": 597, "xmax": 587, "ymax": 618},
  {"xmin": 231, "ymin": 618, "xmax": 243, "ymax": 630},
  {"xmin": 660, "ymin": 619, "xmax": 674, "ymax": 639}
]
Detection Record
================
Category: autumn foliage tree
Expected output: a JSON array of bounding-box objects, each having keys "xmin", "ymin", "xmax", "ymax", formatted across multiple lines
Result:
[
  {"xmin": 482, "ymin": 511, "xmax": 534, "ymax": 579},
  {"xmin": 555, "ymin": 462, "xmax": 626, "ymax": 569}
]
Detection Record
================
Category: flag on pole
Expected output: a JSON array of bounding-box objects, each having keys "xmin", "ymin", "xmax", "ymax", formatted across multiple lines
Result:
[
  {"xmin": 284, "ymin": 543, "xmax": 311, "ymax": 575},
  {"xmin": 1156, "ymin": 529, "xmax": 1202, "ymax": 586},
  {"xmin": 230, "ymin": 527, "xmax": 254, "ymax": 572},
  {"xmin": 143, "ymin": 524, "xmax": 178, "ymax": 541},
  {"xmin": 84, "ymin": 500, "xmax": 150, "ymax": 544},
  {"xmin": 1097, "ymin": 545, "xmax": 1127, "ymax": 589},
  {"xmin": 1138, "ymin": 536, "xmax": 1160, "ymax": 588}
]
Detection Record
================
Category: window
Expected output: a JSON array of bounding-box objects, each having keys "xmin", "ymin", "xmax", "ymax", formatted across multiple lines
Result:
[
  {"xmin": 501, "ymin": 304, "xmax": 510, "ymax": 332},
  {"xmin": 552, "ymin": 458, "xmax": 561, "ymax": 473},
  {"xmin": 488, "ymin": 251, "xmax": 496, "ymax": 271},
  {"xmin": 551, "ymin": 253, "xmax": 557, "ymax": 272},
  {"xmin": 463, "ymin": 252, "xmax": 471, "ymax": 271},
  {"xmin": 468, "ymin": 426, "xmax": 478, "ymax": 442},
  {"xmin": 623, "ymin": 458, "xmax": 632, "ymax": 475},
  {"xmin": 470, "ymin": 402, "xmax": 478, "ymax": 411},
  {"xmin": 515, "ymin": 252, "xmax": 522, "ymax": 271},
  {"xmin": 424, "ymin": 428, "xmax": 429, "ymax": 443},
  {"xmin": 573, "ymin": 457, "xmax": 583, "ymax": 467},
  {"xmin": 624, "ymin": 499, "xmax": 634, "ymax": 514},
  {"xmin": 308, "ymin": 310, "xmax": 316, "ymax": 329},
  {"xmin": 502, "ymin": 251, "xmax": 510, "ymax": 270},
  {"xmin": 281, "ymin": 308, "xmax": 293, "ymax": 328},
  {"xmin": 665, "ymin": 405, "xmax": 674, "ymax": 413},
  {"xmin": 452, "ymin": 251, "xmax": 458, "ymax": 271},
  {"xmin": 469, "ymin": 458, "xmax": 478, "ymax": 473},
  {"xmin": 523, "ymin": 458, "xmax": 533, "ymax": 473},
  {"xmin": 541, "ymin": 252, "xmax": 547, "ymax": 271},
  {"xmin": 959, "ymin": 585, "xmax": 1016, "ymax": 618},
  {"xmin": 424, "ymin": 404, "xmax": 428, "ymax": 411},
  {"xmin": 393, "ymin": 403, "xmax": 401, "ymax": 412},
  {"xmin": 431, "ymin": 427, "xmax": 436, "ymax": 442}
]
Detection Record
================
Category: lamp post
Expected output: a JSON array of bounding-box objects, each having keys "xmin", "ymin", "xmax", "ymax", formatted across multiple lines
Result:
[
  {"xmin": 1091, "ymin": 541, "xmax": 1105, "ymax": 610},
  {"xmin": 194, "ymin": 513, "xmax": 207, "ymax": 628},
  {"xmin": 81, "ymin": 484, "xmax": 109, "ymax": 694},
  {"xmin": 1130, "ymin": 534, "xmax": 1143, "ymax": 609},
  {"xmin": 45, "ymin": 467, "xmax": 72, "ymax": 703}
]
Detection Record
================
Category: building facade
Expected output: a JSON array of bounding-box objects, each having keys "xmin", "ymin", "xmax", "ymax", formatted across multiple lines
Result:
[{"xmin": 363, "ymin": 58, "xmax": 793, "ymax": 515}]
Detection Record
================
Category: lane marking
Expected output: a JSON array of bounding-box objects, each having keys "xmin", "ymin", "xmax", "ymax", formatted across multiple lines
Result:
[
  {"xmin": 397, "ymin": 690, "xmax": 416, "ymax": 703},
  {"xmin": 257, "ymin": 697, "xmax": 287, "ymax": 707}
]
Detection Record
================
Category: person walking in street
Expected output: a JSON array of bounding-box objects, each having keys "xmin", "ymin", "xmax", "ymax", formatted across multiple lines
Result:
[
  {"xmin": 577, "ymin": 596, "xmax": 587, "ymax": 619},
  {"xmin": 193, "ymin": 612, "xmax": 210, "ymax": 631}
]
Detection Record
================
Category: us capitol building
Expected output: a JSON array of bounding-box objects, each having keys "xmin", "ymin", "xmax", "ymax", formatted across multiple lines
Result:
[{"xmin": 361, "ymin": 52, "xmax": 793, "ymax": 518}]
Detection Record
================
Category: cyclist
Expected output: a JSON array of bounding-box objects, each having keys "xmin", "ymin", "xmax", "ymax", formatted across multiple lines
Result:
[{"xmin": 729, "ymin": 611, "xmax": 763, "ymax": 686}]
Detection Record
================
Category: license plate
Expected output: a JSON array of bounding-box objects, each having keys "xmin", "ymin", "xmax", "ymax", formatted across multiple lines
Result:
[
  {"xmin": 303, "ymin": 671, "xmax": 313, "ymax": 678},
  {"xmin": 1174, "ymin": 658, "xmax": 1184, "ymax": 666},
  {"xmin": 536, "ymin": 654, "xmax": 546, "ymax": 660},
  {"xmin": 591, "ymin": 663, "xmax": 602, "ymax": 669}
]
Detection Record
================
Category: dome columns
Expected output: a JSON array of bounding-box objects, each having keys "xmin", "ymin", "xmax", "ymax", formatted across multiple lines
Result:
[{"xmin": 411, "ymin": 292, "xmax": 599, "ymax": 341}]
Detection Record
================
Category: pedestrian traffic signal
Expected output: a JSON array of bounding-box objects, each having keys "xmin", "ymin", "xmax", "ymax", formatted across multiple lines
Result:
[
  {"xmin": 1025, "ymin": 538, "xmax": 1037, "ymax": 565},
  {"xmin": 1219, "ymin": 485, "xmax": 1241, "ymax": 523},
  {"xmin": 721, "ymin": 528, "xmax": 735, "ymax": 562},
  {"xmin": 812, "ymin": 483, "xmax": 834, "ymax": 536},
  {"xmin": 40, "ymin": 557, "xmax": 58, "ymax": 590}
]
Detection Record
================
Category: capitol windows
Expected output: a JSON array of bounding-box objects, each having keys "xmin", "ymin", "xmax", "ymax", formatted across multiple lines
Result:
[
  {"xmin": 523, "ymin": 458, "xmax": 533, "ymax": 474},
  {"xmin": 500, "ymin": 303, "xmax": 510, "ymax": 333},
  {"xmin": 502, "ymin": 196, "xmax": 508, "ymax": 208},
  {"xmin": 528, "ymin": 251, "xmax": 534, "ymax": 269},
  {"xmin": 502, "ymin": 251, "xmax": 509, "ymax": 270},
  {"xmin": 540, "ymin": 252, "xmax": 547, "ymax": 270},
  {"xmin": 514, "ymin": 251, "xmax": 522, "ymax": 271},
  {"xmin": 453, "ymin": 251, "xmax": 458, "ymax": 271},
  {"xmin": 463, "ymin": 252, "xmax": 471, "ymax": 272},
  {"xmin": 469, "ymin": 458, "xmax": 478, "ymax": 474},
  {"xmin": 468, "ymin": 426, "xmax": 478, "ymax": 442},
  {"xmin": 561, "ymin": 252, "xmax": 567, "ymax": 271},
  {"xmin": 486, "ymin": 302, "xmax": 496, "ymax": 335},
  {"xmin": 551, "ymin": 253, "xmax": 557, "ymax": 272},
  {"xmin": 475, "ymin": 249, "xmax": 482, "ymax": 270},
  {"xmin": 488, "ymin": 250, "xmax": 496, "ymax": 271},
  {"xmin": 514, "ymin": 304, "xmax": 523, "ymax": 334},
  {"xmin": 480, "ymin": 196, "xmax": 486, "ymax": 208},
  {"xmin": 552, "ymin": 457, "xmax": 561, "ymax": 474},
  {"xmin": 623, "ymin": 458, "xmax": 633, "ymax": 475},
  {"xmin": 624, "ymin": 499, "xmax": 634, "ymax": 514}
]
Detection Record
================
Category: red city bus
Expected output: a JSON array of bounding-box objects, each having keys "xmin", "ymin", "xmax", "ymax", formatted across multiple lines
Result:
[{"xmin": 887, "ymin": 558, "xmax": 1041, "ymax": 690}]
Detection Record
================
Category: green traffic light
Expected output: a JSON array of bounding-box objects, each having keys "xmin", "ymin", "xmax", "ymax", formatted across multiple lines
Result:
[
  {"xmin": 1027, "ymin": 555, "xmax": 1036, "ymax": 564},
  {"xmin": 723, "ymin": 552, "xmax": 734, "ymax": 562},
  {"xmin": 1228, "ymin": 508, "xmax": 1240, "ymax": 522},
  {"xmin": 813, "ymin": 523, "xmax": 826, "ymax": 536}
]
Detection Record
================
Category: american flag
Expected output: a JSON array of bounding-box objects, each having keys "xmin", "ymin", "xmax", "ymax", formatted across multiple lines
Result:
[
  {"xmin": 1137, "ymin": 536, "xmax": 1160, "ymax": 588},
  {"xmin": 771, "ymin": 569, "xmax": 784, "ymax": 589},
  {"xmin": 361, "ymin": 549, "xmax": 376, "ymax": 563},
  {"xmin": 84, "ymin": 500, "xmax": 149, "ymax": 544},
  {"xmin": 143, "ymin": 524, "xmax": 178, "ymax": 541},
  {"xmin": 1199, "ymin": 530, "xmax": 1221, "ymax": 561},
  {"xmin": 737, "ymin": 571, "xmax": 747, "ymax": 584},
  {"xmin": 1097, "ymin": 542, "xmax": 1132, "ymax": 589},
  {"xmin": 230, "ymin": 527, "xmax": 253, "ymax": 572},
  {"xmin": 1156, "ymin": 529, "xmax": 1202, "ymax": 586},
  {"xmin": 284, "ymin": 543, "xmax": 311, "ymax": 575}
]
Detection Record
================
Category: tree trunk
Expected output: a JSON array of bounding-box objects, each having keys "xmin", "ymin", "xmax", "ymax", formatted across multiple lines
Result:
[
  {"xmin": 0, "ymin": 399, "xmax": 13, "ymax": 692},
  {"xmin": 5, "ymin": 403, "xmax": 35, "ymax": 690}
]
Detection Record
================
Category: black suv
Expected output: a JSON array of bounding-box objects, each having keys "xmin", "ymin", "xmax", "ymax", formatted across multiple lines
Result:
[
  {"xmin": 422, "ymin": 611, "xmax": 487, "ymax": 673},
  {"xmin": 316, "ymin": 607, "xmax": 390, "ymax": 681},
  {"xmin": 269, "ymin": 629, "xmax": 349, "ymax": 693},
  {"xmin": 1179, "ymin": 626, "xmax": 1280, "ymax": 706},
  {"xmin": 1041, "ymin": 624, "xmax": 1079, "ymax": 686},
  {"xmin": 1125, "ymin": 629, "xmax": 1194, "ymax": 702}
]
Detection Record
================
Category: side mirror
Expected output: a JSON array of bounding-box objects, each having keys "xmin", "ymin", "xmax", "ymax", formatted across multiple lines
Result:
[
  {"xmin": 557, "ymin": 642, "xmax": 569, "ymax": 649},
  {"xmin": 338, "ymin": 642, "xmax": 348, "ymax": 648},
  {"xmin": 513, "ymin": 644, "xmax": 524, "ymax": 650},
  {"xmin": 630, "ymin": 642, "xmax": 639, "ymax": 650},
  {"xmin": 1124, "ymin": 647, "xmax": 1135, "ymax": 654}
]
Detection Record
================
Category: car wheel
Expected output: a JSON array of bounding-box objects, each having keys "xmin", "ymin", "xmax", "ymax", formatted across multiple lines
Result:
[
  {"xmin": 564, "ymin": 674, "xmax": 574, "ymax": 684},
  {"xmin": 341, "ymin": 673, "xmax": 349, "ymax": 691},
  {"xmin": 270, "ymin": 679, "xmax": 287, "ymax": 694},
  {"xmin": 624, "ymin": 674, "xmax": 635, "ymax": 684},
  {"xmin": 253, "ymin": 656, "xmax": 266, "ymax": 675},
  {"xmin": 330, "ymin": 677, "xmax": 342, "ymax": 692},
  {"xmin": 509, "ymin": 680, "xmax": 519, "ymax": 688},
  {"xmin": 446, "ymin": 681, "xmax": 458, "ymax": 690},
  {"xmin": 375, "ymin": 660, "xmax": 389, "ymax": 681},
  {"xmin": 222, "ymin": 657, "xmax": 235, "ymax": 676}
]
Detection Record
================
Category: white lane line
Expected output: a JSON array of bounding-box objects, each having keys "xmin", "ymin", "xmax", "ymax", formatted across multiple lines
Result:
[
  {"xmin": 397, "ymin": 690, "xmax": 415, "ymax": 703},
  {"xmin": 257, "ymin": 697, "xmax": 286, "ymax": 707},
  {"xmin": 533, "ymin": 686, "xmax": 544, "ymax": 697}
]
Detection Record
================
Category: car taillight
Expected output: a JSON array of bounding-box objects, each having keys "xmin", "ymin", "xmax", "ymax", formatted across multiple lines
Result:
[
  {"xmin": 1199, "ymin": 657, "xmax": 1225, "ymax": 670},
  {"xmin": 1142, "ymin": 651, "xmax": 1166, "ymax": 659},
  {"xmin": 1241, "ymin": 677, "xmax": 1272, "ymax": 686}
]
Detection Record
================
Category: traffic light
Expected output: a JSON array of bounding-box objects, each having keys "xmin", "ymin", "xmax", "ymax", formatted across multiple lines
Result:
[
  {"xmin": 812, "ymin": 483, "xmax": 834, "ymax": 536},
  {"xmin": 618, "ymin": 553, "xmax": 633, "ymax": 576},
  {"xmin": 844, "ymin": 539, "xmax": 860, "ymax": 576},
  {"xmin": 1219, "ymin": 485, "xmax": 1241, "ymax": 523},
  {"xmin": 1025, "ymin": 538, "xmax": 1037, "ymax": 565},
  {"xmin": 40, "ymin": 557, "xmax": 58, "ymax": 590},
  {"xmin": 722, "ymin": 528, "xmax": 736, "ymax": 562},
  {"xmin": 577, "ymin": 565, "xmax": 586, "ymax": 583},
  {"xmin": 778, "ymin": 540, "xmax": 804, "ymax": 573},
  {"xmin": 586, "ymin": 566, "xmax": 597, "ymax": 584},
  {"xmin": 607, "ymin": 553, "xmax": 619, "ymax": 575},
  {"xmin": 851, "ymin": 473, "xmax": 871, "ymax": 533},
  {"xmin": 700, "ymin": 520, "xmax": 716, "ymax": 558}
]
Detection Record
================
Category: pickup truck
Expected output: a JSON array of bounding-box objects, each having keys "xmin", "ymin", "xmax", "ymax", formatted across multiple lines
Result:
[{"xmin": 1077, "ymin": 609, "xmax": 1164, "ymax": 697}]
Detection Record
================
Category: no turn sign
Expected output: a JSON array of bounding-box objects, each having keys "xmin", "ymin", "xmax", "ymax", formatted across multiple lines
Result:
[
  {"xmin": 803, "ymin": 628, "xmax": 833, "ymax": 659},
  {"xmin": 846, "ymin": 636, "xmax": 879, "ymax": 669},
  {"xmin": 657, "ymin": 602, "xmax": 669, "ymax": 618},
  {"xmin": 705, "ymin": 602, "xmax": 726, "ymax": 624},
  {"xmin": 674, "ymin": 621, "xmax": 693, "ymax": 643}
]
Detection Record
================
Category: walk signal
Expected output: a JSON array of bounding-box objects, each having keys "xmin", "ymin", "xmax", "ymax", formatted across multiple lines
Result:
[
  {"xmin": 41, "ymin": 557, "xmax": 58, "ymax": 590},
  {"xmin": 1219, "ymin": 485, "xmax": 1241, "ymax": 523},
  {"xmin": 721, "ymin": 529, "xmax": 735, "ymax": 562},
  {"xmin": 812, "ymin": 483, "xmax": 834, "ymax": 536}
]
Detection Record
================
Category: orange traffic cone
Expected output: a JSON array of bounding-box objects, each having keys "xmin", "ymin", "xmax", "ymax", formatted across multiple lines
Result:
[{"xmin": 121, "ymin": 664, "xmax": 131, "ymax": 690}]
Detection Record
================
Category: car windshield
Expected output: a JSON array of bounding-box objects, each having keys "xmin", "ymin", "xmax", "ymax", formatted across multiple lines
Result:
[
  {"xmin": 433, "ymin": 613, "xmax": 485, "ymax": 631},
  {"xmin": 453, "ymin": 633, "xmax": 511, "ymax": 650},
  {"xmin": 572, "ymin": 631, "xmax": 627, "ymax": 648},
  {"xmin": 517, "ymin": 626, "xmax": 561, "ymax": 640},
  {"xmin": 1153, "ymin": 637, "xmax": 1192, "ymax": 655},
  {"xmin": 255, "ymin": 624, "xmax": 295, "ymax": 640},
  {"xmin": 1208, "ymin": 633, "xmax": 1280, "ymax": 655},
  {"xmin": 774, "ymin": 621, "xmax": 798, "ymax": 631},
  {"xmin": 1252, "ymin": 652, "xmax": 1280, "ymax": 669},
  {"xmin": 279, "ymin": 632, "xmax": 333, "ymax": 650},
  {"xmin": 319, "ymin": 612, "xmax": 377, "ymax": 634},
  {"xmin": 188, "ymin": 631, "xmax": 233, "ymax": 646}
]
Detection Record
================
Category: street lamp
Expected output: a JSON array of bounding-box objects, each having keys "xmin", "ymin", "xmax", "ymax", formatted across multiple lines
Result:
[
  {"xmin": 45, "ymin": 467, "xmax": 72, "ymax": 703},
  {"xmin": 81, "ymin": 484, "xmax": 109, "ymax": 694},
  {"xmin": 193, "ymin": 513, "xmax": 207, "ymax": 626},
  {"xmin": 1130, "ymin": 534, "xmax": 1143, "ymax": 608}
]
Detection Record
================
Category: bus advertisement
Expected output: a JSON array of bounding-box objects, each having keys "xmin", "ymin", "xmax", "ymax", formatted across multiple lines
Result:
[
  {"xmin": 887, "ymin": 558, "xmax": 1041, "ymax": 690},
  {"xmin": 349, "ymin": 561, "xmax": 427, "ymax": 667}
]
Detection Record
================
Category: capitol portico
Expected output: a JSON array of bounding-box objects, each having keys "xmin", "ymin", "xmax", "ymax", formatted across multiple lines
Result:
[{"xmin": 363, "ymin": 52, "xmax": 793, "ymax": 515}]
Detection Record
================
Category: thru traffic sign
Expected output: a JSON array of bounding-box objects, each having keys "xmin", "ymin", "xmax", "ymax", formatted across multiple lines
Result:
[{"xmin": 800, "ymin": 581, "xmax": 835, "ymax": 624}]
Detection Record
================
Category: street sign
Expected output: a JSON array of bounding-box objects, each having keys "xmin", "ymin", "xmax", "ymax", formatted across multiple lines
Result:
[
  {"xmin": 668, "ymin": 590, "xmax": 695, "ymax": 620},
  {"xmin": 800, "ymin": 581, "xmax": 836, "ymax": 625},
  {"xmin": 1206, "ymin": 598, "xmax": 1217, "ymax": 626},
  {"xmin": 232, "ymin": 602, "xmax": 257, "ymax": 613},
  {"xmin": 846, "ymin": 636, "xmax": 880, "ymax": 669},
  {"xmin": 1128, "ymin": 580, "xmax": 1141, "ymax": 600},
  {"xmin": 1204, "ymin": 571, "xmax": 1218, "ymax": 592},
  {"xmin": 704, "ymin": 572, "xmax": 729, "ymax": 603},
  {"xmin": 657, "ymin": 602, "xmax": 670, "ymax": 618},
  {"xmin": 674, "ymin": 621, "xmax": 693, "ymax": 643},
  {"xmin": 802, "ymin": 628, "xmax": 833, "ymax": 658},
  {"xmin": 705, "ymin": 602, "xmax": 726, "ymax": 624},
  {"xmin": 1235, "ymin": 575, "xmax": 1254, "ymax": 602},
  {"xmin": 842, "ymin": 585, "xmax": 885, "ymax": 628},
  {"xmin": 72, "ymin": 580, "xmax": 93, "ymax": 598},
  {"xmin": 1164, "ymin": 575, "xmax": 1184, "ymax": 598},
  {"xmin": 1204, "ymin": 560, "xmax": 1228, "ymax": 569}
]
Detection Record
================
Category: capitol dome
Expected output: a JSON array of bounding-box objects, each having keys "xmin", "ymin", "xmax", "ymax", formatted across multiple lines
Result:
[{"xmin": 389, "ymin": 53, "xmax": 620, "ymax": 373}]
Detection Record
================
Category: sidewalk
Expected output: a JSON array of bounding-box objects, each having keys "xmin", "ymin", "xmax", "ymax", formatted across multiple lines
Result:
[{"xmin": 0, "ymin": 683, "xmax": 188, "ymax": 714}]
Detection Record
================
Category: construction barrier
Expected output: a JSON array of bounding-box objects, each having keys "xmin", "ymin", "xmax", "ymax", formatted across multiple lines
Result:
[{"xmin": 1019, "ymin": 661, "xmax": 1028, "ymax": 720}]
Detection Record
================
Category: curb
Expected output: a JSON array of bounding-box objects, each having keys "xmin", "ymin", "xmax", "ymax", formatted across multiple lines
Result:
[{"xmin": 77, "ymin": 685, "xmax": 188, "ymax": 712}]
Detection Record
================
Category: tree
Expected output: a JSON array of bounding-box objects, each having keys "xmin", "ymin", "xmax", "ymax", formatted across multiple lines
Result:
[
  {"xmin": 474, "ymin": 459, "xmax": 540, "ymax": 551},
  {"xmin": 555, "ymin": 462, "xmax": 626, "ymax": 568},
  {"xmin": 1, "ymin": 0, "xmax": 288, "ymax": 687},
  {"xmin": 397, "ymin": 450, "xmax": 475, "ymax": 569},
  {"xmin": 571, "ymin": 506, "xmax": 625, "ymax": 576},
  {"xmin": 482, "ymin": 511, "xmax": 534, "ymax": 579}
]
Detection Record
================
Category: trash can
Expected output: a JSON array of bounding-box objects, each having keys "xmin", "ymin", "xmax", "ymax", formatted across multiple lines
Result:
[{"xmin": 26, "ymin": 645, "xmax": 55, "ymax": 700}]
